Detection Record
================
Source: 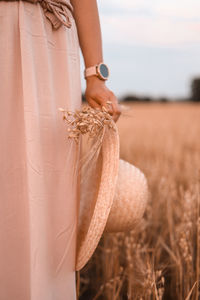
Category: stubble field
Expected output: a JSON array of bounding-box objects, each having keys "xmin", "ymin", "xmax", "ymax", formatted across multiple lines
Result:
[{"xmin": 77, "ymin": 102, "xmax": 200, "ymax": 300}]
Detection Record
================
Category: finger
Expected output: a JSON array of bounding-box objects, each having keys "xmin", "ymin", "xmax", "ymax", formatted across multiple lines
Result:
[
  {"xmin": 86, "ymin": 98, "xmax": 101, "ymax": 110},
  {"xmin": 94, "ymin": 96, "xmax": 114, "ymax": 115},
  {"xmin": 91, "ymin": 93, "xmax": 121, "ymax": 122},
  {"xmin": 105, "ymin": 100, "xmax": 115, "ymax": 115},
  {"xmin": 93, "ymin": 94, "xmax": 109, "ymax": 108},
  {"xmin": 108, "ymin": 94, "xmax": 121, "ymax": 122}
]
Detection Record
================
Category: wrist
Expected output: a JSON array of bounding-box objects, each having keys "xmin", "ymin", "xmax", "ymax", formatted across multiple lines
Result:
[{"xmin": 86, "ymin": 75, "xmax": 106, "ymax": 85}]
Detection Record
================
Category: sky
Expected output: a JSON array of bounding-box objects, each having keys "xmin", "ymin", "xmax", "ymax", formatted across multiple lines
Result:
[{"xmin": 80, "ymin": 0, "xmax": 200, "ymax": 100}]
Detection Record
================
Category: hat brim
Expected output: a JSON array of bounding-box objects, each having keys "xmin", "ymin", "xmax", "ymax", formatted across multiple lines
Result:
[{"xmin": 75, "ymin": 123, "xmax": 119, "ymax": 271}]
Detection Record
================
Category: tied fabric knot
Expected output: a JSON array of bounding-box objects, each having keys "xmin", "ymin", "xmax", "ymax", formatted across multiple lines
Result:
[
  {"xmin": 38, "ymin": 0, "xmax": 73, "ymax": 29},
  {"xmin": 0, "ymin": 0, "xmax": 74, "ymax": 30}
]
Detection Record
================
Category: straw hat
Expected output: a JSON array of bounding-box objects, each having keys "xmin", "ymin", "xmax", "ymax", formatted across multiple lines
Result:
[{"xmin": 58, "ymin": 104, "xmax": 149, "ymax": 271}]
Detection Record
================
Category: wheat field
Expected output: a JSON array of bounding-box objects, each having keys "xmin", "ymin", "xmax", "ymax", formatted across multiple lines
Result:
[{"xmin": 77, "ymin": 102, "xmax": 200, "ymax": 300}]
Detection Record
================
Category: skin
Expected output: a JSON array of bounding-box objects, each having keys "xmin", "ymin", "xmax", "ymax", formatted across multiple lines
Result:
[{"xmin": 70, "ymin": 0, "xmax": 121, "ymax": 122}]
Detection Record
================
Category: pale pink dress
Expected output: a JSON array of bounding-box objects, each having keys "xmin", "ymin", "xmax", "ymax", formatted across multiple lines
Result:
[{"xmin": 0, "ymin": 1, "xmax": 81, "ymax": 299}]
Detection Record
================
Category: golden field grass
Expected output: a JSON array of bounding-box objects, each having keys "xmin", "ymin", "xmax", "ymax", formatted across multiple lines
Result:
[{"xmin": 77, "ymin": 102, "xmax": 200, "ymax": 300}]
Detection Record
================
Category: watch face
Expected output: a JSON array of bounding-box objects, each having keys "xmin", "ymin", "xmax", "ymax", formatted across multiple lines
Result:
[{"xmin": 99, "ymin": 63, "xmax": 109, "ymax": 79}]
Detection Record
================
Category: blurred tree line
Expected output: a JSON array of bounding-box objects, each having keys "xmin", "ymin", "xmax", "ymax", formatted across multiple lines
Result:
[
  {"xmin": 82, "ymin": 77, "xmax": 200, "ymax": 102},
  {"xmin": 191, "ymin": 78, "xmax": 200, "ymax": 101}
]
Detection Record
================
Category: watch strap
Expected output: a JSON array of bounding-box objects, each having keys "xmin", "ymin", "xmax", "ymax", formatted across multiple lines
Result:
[{"xmin": 84, "ymin": 65, "xmax": 97, "ymax": 79}]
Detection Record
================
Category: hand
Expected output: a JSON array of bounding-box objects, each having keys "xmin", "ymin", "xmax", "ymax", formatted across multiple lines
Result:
[{"xmin": 85, "ymin": 76, "xmax": 121, "ymax": 122}]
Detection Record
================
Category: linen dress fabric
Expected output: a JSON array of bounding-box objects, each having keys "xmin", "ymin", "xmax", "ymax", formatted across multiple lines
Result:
[{"xmin": 0, "ymin": 1, "xmax": 81, "ymax": 299}]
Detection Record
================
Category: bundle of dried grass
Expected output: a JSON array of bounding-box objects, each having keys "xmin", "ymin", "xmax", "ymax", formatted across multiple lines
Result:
[{"xmin": 58, "ymin": 102, "xmax": 116, "ymax": 143}]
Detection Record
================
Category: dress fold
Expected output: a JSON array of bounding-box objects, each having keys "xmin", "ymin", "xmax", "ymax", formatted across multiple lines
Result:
[{"xmin": 0, "ymin": 1, "xmax": 81, "ymax": 299}]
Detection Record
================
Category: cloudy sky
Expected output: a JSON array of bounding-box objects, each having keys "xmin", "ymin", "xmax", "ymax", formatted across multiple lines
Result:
[{"xmin": 80, "ymin": 0, "xmax": 200, "ymax": 99}]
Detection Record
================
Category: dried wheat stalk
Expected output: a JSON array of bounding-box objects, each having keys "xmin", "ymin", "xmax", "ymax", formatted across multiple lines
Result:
[{"xmin": 58, "ymin": 102, "xmax": 116, "ymax": 143}]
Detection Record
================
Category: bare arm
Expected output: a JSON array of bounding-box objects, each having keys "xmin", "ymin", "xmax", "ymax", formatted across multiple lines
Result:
[
  {"xmin": 70, "ymin": 0, "xmax": 121, "ymax": 122},
  {"xmin": 70, "ymin": 0, "xmax": 102, "ymax": 68}
]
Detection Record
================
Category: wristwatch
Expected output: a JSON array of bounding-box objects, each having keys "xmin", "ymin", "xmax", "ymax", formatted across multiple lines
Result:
[{"xmin": 84, "ymin": 62, "xmax": 109, "ymax": 81}]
